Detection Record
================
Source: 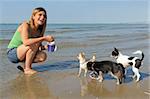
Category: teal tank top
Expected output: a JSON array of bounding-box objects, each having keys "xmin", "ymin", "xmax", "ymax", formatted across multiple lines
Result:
[{"xmin": 8, "ymin": 31, "xmax": 22, "ymax": 48}]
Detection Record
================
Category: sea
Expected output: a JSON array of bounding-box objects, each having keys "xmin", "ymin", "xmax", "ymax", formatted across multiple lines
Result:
[{"xmin": 0, "ymin": 23, "xmax": 150, "ymax": 78}]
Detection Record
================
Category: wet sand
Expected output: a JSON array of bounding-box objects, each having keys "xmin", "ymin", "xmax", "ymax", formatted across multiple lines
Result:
[
  {"xmin": 0, "ymin": 42, "xmax": 150, "ymax": 99},
  {"xmin": 0, "ymin": 68, "xmax": 150, "ymax": 99}
]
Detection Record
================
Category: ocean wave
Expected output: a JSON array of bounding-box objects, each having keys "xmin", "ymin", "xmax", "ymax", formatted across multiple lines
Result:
[
  {"xmin": 46, "ymin": 28, "xmax": 83, "ymax": 34},
  {"xmin": 33, "ymin": 60, "xmax": 78, "ymax": 71}
]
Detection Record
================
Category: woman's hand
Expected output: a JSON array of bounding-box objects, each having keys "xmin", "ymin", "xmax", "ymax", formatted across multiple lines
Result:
[{"xmin": 44, "ymin": 35, "xmax": 54, "ymax": 42}]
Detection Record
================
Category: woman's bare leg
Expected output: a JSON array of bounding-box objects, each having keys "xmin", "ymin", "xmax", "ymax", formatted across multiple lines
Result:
[
  {"xmin": 17, "ymin": 44, "xmax": 39, "ymax": 74},
  {"xmin": 17, "ymin": 44, "xmax": 30, "ymax": 61},
  {"xmin": 24, "ymin": 45, "xmax": 38, "ymax": 74},
  {"xmin": 17, "ymin": 51, "xmax": 47, "ymax": 73}
]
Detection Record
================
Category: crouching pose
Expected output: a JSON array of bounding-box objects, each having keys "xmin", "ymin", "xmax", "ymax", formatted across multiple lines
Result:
[{"xmin": 7, "ymin": 7, "xmax": 54, "ymax": 75}]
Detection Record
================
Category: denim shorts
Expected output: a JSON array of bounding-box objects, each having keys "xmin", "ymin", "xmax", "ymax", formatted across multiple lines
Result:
[{"xmin": 7, "ymin": 48, "xmax": 21, "ymax": 63}]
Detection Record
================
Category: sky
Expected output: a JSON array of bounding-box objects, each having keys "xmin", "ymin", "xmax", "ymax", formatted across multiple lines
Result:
[{"xmin": 0, "ymin": 0, "xmax": 149, "ymax": 24}]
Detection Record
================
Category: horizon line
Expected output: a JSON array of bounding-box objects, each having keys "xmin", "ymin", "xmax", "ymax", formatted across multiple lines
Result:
[{"xmin": 0, "ymin": 22, "xmax": 149, "ymax": 24}]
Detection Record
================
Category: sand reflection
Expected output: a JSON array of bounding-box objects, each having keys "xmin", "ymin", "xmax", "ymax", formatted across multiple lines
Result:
[
  {"xmin": 1, "ymin": 74, "xmax": 57, "ymax": 99},
  {"xmin": 79, "ymin": 77, "xmax": 111, "ymax": 97},
  {"xmin": 79, "ymin": 77, "xmax": 149, "ymax": 99}
]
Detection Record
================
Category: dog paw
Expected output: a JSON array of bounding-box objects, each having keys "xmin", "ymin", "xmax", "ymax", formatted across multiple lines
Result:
[
  {"xmin": 135, "ymin": 79, "xmax": 140, "ymax": 82},
  {"xmin": 98, "ymin": 79, "xmax": 103, "ymax": 82},
  {"xmin": 116, "ymin": 82, "xmax": 120, "ymax": 85},
  {"xmin": 98, "ymin": 80, "xmax": 103, "ymax": 83},
  {"xmin": 132, "ymin": 75, "xmax": 136, "ymax": 79}
]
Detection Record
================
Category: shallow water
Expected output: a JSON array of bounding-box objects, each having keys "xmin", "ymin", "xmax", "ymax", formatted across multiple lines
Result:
[{"xmin": 0, "ymin": 24, "xmax": 150, "ymax": 99}]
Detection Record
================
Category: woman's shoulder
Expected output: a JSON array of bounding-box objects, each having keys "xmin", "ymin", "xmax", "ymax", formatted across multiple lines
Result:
[
  {"xmin": 18, "ymin": 21, "xmax": 30, "ymax": 31},
  {"xmin": 21, "ymin": 21, "xmax": 30, "ymax": 27}
]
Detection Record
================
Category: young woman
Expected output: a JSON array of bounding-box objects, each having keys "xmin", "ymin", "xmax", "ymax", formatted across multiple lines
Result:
[{"xmin": 7, "ymin": 7, "xmax": 54, "ymax": 75}]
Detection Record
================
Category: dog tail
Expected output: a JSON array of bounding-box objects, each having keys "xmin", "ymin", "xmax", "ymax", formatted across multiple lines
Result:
[
  {"xmin": 92, "ymin": 53, "xmax": 96, "ymax": 62},
  {"xmin": 88, "ymin": 53, "xmax": 96, "ymax": 62},
  {"xmin": 133, "ymin": 50, "xmax": 144, "ymax": 61}
]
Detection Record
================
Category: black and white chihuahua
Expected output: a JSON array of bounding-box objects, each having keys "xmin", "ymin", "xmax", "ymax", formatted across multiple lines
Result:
[
  {"xmin": 111, "ymin": 47, "xmax": 144, "ymax": 82},
  {"xmin": 77, "ymin": 52, "xmax": 125, "ymax": 85}
]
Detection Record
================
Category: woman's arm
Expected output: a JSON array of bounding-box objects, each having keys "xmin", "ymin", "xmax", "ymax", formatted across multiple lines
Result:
[{"xmin": 20, "ymin": 22, "xmax": 54, "ymax": 46}]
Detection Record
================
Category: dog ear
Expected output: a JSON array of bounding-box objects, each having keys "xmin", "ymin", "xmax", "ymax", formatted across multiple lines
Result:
[
  {"xmin": 82, "ymin": 52, "xmax": 85, "ymax": 55},
  {"xmin": 114, "ymin": 47, "xmax": 118, "ymax": 52}
]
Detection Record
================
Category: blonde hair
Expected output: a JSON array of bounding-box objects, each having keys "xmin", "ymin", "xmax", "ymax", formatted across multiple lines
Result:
[{"xmin": 29, "ymin": 7, "xmax": 47, "ymax": 36}]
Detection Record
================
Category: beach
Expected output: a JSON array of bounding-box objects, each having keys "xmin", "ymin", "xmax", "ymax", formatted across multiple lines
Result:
[{"xmin": 0, "ymin": 24, "xmax": 150, "ymax": 99}]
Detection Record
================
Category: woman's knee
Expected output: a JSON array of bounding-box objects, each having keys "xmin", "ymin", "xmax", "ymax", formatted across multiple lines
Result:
[
  {"xmin": 17, "ymin": 45, "xmax": 31, "ymax": 61},
  {"xmin": 29, "ymin": 44, "xmax": 39, "ymax": 52}
]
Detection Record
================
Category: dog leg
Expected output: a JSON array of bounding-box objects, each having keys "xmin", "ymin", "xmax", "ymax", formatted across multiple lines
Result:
[
  {"xmin": 124, "ymin": 69, "xmax": 127, "ymax": 75},
  {"xmin": 132, "ymin": 67, "xmax": 140, "ymax": 82},
  {"xmin": 110, "ymin": 72, "xmax": 120, "ymax": 85},
  {"xmin": 135, "ymin": 71, "xmax": 141, "ymax": 82},
  {"xmin": 136, "ymin": 74, "xmax": 141, "ymax": 82},
  {"xmin": 78, "ymin": 68, "xmax": 82, "ymax": 77},
  {"xmin": 116, "ymin": 78, "xmax": 120, "ymax": 85},
  {"xmin": 132, "ymin": 73, "xmax": 136, "ymax": 79},
  {"xmin": 84, "ymin": 68, "xmax": 87, "ymax": 77},
  {"xmin": 119, "ymin": 78, "xmax": 123, "ymax": 84},
  {"xmin": 113, "ymin": 75, "xmax": 120, "ymax": 85},
  {"xmin": 98, "ymin": 71, "xmax": 103, "ymax": 82}
]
